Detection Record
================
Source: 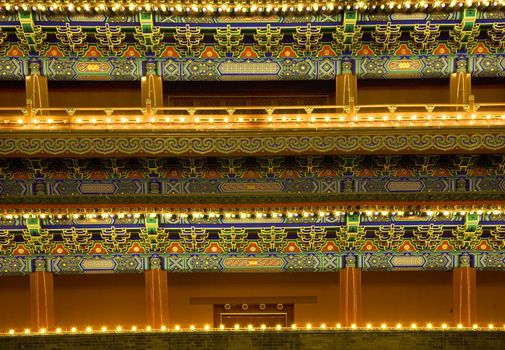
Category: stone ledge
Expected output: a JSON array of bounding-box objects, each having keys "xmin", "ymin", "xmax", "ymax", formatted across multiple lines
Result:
[{"xmin": 1, "ymin": 331, "xmax": 505, "ymax": 350}]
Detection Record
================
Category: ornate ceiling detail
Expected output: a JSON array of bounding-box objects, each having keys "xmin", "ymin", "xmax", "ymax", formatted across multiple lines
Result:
[
  {"xmin": 55, "ymin": 24, "xmax": 88, "ymax": 56},
  {"xmin": 0, "ymin": 8, "xmax": 502, "ymax": 80}
]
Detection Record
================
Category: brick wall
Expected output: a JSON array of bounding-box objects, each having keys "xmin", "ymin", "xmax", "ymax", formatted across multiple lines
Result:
[{"xmin": 1, "ymin": 331, "xmax": 504, "ymax": 350}]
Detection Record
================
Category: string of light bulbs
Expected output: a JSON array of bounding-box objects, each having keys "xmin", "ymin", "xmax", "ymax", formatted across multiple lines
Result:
[
  {"xmin": 0, "ymin": 1, "xmax": 504, "ymax": 13},
  {"xmin": 3, "ymin": 322, "xmax": 504, "ymax": 336}
]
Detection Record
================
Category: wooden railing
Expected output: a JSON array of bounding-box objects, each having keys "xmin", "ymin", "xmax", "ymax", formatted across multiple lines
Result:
[{"xmin": 0, "ymin": 96, "xmax": 504, "ymax": 131}]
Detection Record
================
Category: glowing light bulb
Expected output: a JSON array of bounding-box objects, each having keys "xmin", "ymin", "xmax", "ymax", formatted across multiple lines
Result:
[
  {"xmin": 396, "ymin": 323, "xmax": 402, "ymax": 330},
  {"xmin": 116, "ymin": 326, "xmax": 122, "ymax": 332},
  {"xmin": 234, "ymin": 324, "xmax": 240, "ymax": 330},
  {"xmin": 351, "ymin": 323, "xmax": 357, "ymax": 329},
  {"xmin": 276, "ymin": 324, "xmax": 282, "ymax": 330},
  {"xmin": 247, "ymin": 324, "xmax": 253, "ymax": 330},
  {"xmin": 160, "ymin": 325, "xmax": 166, "ymax": 331},
  {"xmin": 204, "ymin": 324, "xmax": 210, "ymax": 331},
  {"xmin": 441, "ymin": 323, "xmax": 448, "ymax": 330},
  {"xmin": 306, "ymin": 323, "xmax": 312, "ymax": 330},
  {"xmin": 336, "ymin": 323, "xmax": 342, "ymax": 329},
  {"xmin": 320, "ymin": 323, "xmax": 326, "ymax": 329},
  {"xmin": 381, "ymin": 323, "xmax": 387, "ymax": 330},
  {"xmin": 8, "ymin": 329, "xmax": 15, "ymax": 335},
  {"xmin": 366, "ymin": 323, "xmax": 372, "ymax": 329},
  {"xmin": 55, "ymin": 328, "xmax": 62, "ymax": 333},
  {"xmin": 146, "ymin": 326, "xmax": 152, "ymax": 331},
  {"xmin": 190, "ymin": 325, "xmax": 195, "ymax": 331},
  {"xmin": 457, "ymin": 324, "xmax": 463, "ymax": 329},
  {"xmin": 85, "ymin": 326, "xmax": 92, "ymax": 332},
  {"xmin": 488, "ymin": 324, "xmax": 494, "ymax": 330},
  {"xmin": 101, "ymin": 326, "xmax": 107, "ymax": 332},
  {"xmin": 411, "ymin": 323, "xmax": 417, "ymax": 329},
  {"xmin": 24, "ymin": 329, "xmax": 30, "ymax": 334},
  {"xmin": 131, "ymin": 326, "xmax": 137, "ymax": 332},
  {"xmin": 426, "ymin": 323, "xmax": 433, "ymax": 329},
  {"xmin": 291, "ymin": 324, "xmax": 297, "ymax": 330},
  {"xmin": 219, "ymin": 324, "xmax": 225, "ymax": 330}
]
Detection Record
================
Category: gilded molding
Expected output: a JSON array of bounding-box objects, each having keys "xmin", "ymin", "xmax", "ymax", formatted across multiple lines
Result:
[{"xmin": 1, "ymin": 129, "xmax": 504, "ymax": 157}]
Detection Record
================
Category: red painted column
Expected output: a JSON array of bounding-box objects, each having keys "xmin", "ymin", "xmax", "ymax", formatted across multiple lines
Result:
[
  {"xmin": 453, "ymin": 255, "xmax": 476, "ymax": 326},
  {"xmin": 339, "ymin": 255, "xmax": 362, "ymax": 327},
  {"xmin": 30, "ymin": 259, "xmax": 54, "ymax": 331},
  {"xmin": 145, "ymin": 257, "xmax": 169, "ymax": 329}
]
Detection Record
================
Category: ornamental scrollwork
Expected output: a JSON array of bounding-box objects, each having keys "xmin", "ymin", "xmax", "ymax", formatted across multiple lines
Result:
[
  {"xmin": 374, "ymin": 225, "xmax": 405, "ymax": 250},
  {"xmin": 219, "ymin": 227, "xmax": 248, "ymax": 252},
  {"xmin": 410, "ymin": 22, "xmax": 441, "ymax": 55},
  {"xmin": 22, "ymin": 229, "xmax": 54, "ymax": 254},
  {"xmin": 134, "ymin": 12, "xmax": 165, "ymax": 56},
  {"xmin": 335, "ymin": 225, "xmax": 366, "ymax": 251},
  {"xmin": 15, "ymin": 12, "xmax": 48, "ymax": 55},
  {"xmin": 293, "ymin": 24, "xmax": 323, "ymax": 56},
  {"xmin": 214, "ymin": 25, "xmax": 244, "ymax": 57},
  {"xmin": 61, "ymin": 227, "xmax": 94, "ymax": 253},
  {"xmin": 332, "ymin": 25, "xmax": 362, "ymax": 55},
  {"xmin": 297, "ymin": 226, "xmax": 326, "ymax": 251},
  {"xmin": 258, "ymin": 226, "xmax": 288, "ymax": 252},
  {"xmin": 218, "ymin": 157, "xmax": 246, "ymax": 178},
  {"xmin": 254, "ymin": 24, "xmax": 283, "ymax": 57},
  {"xmin": 179, "ymin": 226, "xmax": 208, "ymax": 252},
  {"xmin": 95, "ymin": 24, "xmax": 126, "ymax": 56},
  {"xmin": 412, "ymin": 225, "xmax": 444, "ymax": 251},
  {"xmin": 0, "ymin": 230, "xmax": 15, "ymax": 255},
  {"xmin": 139, "ymin": 228, "xmax": 170, "ymax": 252},
  {"xmin": 371, "ymin": 23, "xmax": 401, "ymax": 55},
  {"xmin": 100, "ymin": 227, "xmax": 131, "ymax": 253},
  {"xmin": 489, "ymin": 226, "xmax": 505, "ymax": 250},
  {"xmin": 452, "ymin": 224, "xmax": 482, "ymax": 250},
  {"xmin": 174, "ymin": 24, "xmax": 204, "ymax": 57},
  {"xmin": 56, "ymin": 23, "xmax": 88, "ymax": 56},
  {"xmin": 448, "ymin": 23, "xmax": 480, "ymax": 53},
  {"xmin": 0, "ymin": 28, "xmax": 8, "ymax": 56},
  {"xmin": 487, "ymin": 23, "xmax": 505, "ymax": 53}
]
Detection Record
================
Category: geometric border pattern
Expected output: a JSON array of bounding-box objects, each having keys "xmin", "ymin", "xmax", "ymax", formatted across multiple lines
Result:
[
  {"xmin": 1, "ymin": 131, "xmax": 505, "ymax": 157},
  {"xmin": 1, "ymin": 55, "xmax": 505, "ymax": 81},
  {"xmin": 1, "ymin": 252, "xmax": 503, "ymax": 275}
]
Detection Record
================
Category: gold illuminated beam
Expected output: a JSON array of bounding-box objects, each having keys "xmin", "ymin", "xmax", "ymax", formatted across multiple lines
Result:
[
  {"xmin": 0, "ymin": 1, "xmax": 503, "ymax": 14},
  {"xmin": 0, "ymin": 209, "xmax": 503, "ymax": 221},
  {"xmin": 0, "ymin": 102, "xmax": 504, "ymax": 132}
]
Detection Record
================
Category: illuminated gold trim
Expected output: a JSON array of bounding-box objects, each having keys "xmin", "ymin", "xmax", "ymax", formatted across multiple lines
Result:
[
  {"xmin": 1, "ymin": 101, "xmax": 504, "ymax": 132},
  {"xmin": 0, "ymin": 1, "xmax": 501, "ymax": 14}
]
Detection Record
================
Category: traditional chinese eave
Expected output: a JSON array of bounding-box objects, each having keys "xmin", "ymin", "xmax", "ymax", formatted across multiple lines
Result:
[
  {"xmin": 0, "ymin": 7, "xmax": 503, "ymax": 81},
  {"xmin": 0, "ymin": 1, "xmax": 504, "ymax": 13}
]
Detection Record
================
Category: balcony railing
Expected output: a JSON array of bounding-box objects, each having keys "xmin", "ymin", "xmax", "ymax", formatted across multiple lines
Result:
[{"xmin": 0, "ymin": 96, "xmax": 504, "ymax": 131}]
